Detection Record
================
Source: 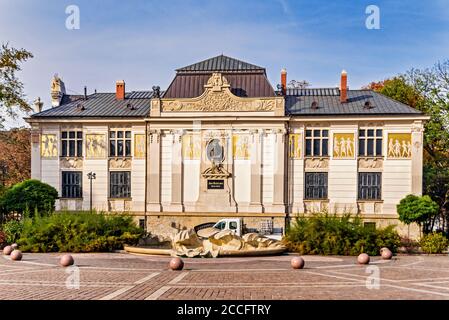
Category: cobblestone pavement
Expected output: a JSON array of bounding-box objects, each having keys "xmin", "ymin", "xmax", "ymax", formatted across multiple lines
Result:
[{"xmin": 2, "ymin": 253, "xmax": 449, "ymax": 300}]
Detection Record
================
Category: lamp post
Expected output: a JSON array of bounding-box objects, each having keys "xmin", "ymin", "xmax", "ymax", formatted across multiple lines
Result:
[{"xmin": 87, "ymin": 172, "xmax": 96, "ymax": 213}]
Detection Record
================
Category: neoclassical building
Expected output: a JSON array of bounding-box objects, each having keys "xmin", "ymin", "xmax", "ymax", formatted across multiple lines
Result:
[{"xmin": 27, "ymin": 55, "xmax": 427, "ymax": 238}]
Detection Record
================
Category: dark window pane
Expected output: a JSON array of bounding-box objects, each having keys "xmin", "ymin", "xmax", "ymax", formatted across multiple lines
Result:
[
  {"xmin": 359, "ymin": 130, "xmax": 365, "ymax": 137},
  {"xmin": 62, "ymin": 132, "xmax": 67, "ymax": 139},
  {"xmin": 367, "ymin": 139, "xmax": 374, "ymax": 156},
  {"xmin": 322, "ymin": 130, "xmax": 328, "ymax": 137},
  {"xmin": 313, "ymin": 130, "xmax": 320, "ymax": 137},
  {"xmin": 313, "ymin": 139, "xmax": 320, "ymax": 156},
  {"xmin": 358, "ymin": 173, "xmax": 381, "ymax": 200},
  {"xmin": 305, "ymin": 140, "xmax": 312, "ymax": 156},
  {"xmin": 125, "ymin": 131, "xmax": 131, "ymax": 139},
  {"xmin": 367, "ymin": 129, "xmax": 374, "ymax": 137},
  {"xmin": 117, "ymin": 140, "xmax": 124, "ymax": 156},
  {"xmin": 61, "ymin": 140, "xmax": 67, "ymax": 157},
  {"xmin": 110, "ymin": 131, "xmax": 115, "ymax": 138},
  {"xmin": 69, "ymin": 140, "xmax": 75, "ymax": 157},
  {"xmin": 117, "ymin": 131, "xmax": 123, "ymax": 139},
  {"xmin": 322, "ymin": 139, "xmax": 328, "ymax": 156},
  {"xmin": 305, "ymin": 173, "xmax": 328, "ymax": 200},
  {"xmin": 77, "ymin": 131, "xmax": 82, "ymax": 139},
  {"xmin": 306, "ymin": 130, "xmax": 312, "ymax": 137},
  {"xmin": 77, "ymin": 140, "xmax": 83, "ymax": 157},
  {"xmin": 69, "ymin": 131, "xmax": 75, "ymax": 139},
  {"xmin": 376, "ymin": 139, "xmax": 382, "ymax": 156},
  {"xmin": 359, "ymin": 139, "xmax": 365, "ymax": 156},
  {"xmin": 110, "ymin": 141, "xmax": 116, "ymax": 157},
  {"xmin": 125, "ymin": 140, "xmax": 131, "ymax": 156},
  {"xmin": 376, "ymin": 129, "xmax": 382, "ymax": 137},
  {"xmin": 110, "ymin": 172, "xmax": 131, "ymax": 198}
]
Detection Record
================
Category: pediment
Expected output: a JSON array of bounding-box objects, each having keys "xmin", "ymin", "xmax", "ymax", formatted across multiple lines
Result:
[{"xmin": 160, "ymin": 73, "xmax": 283, "ymax": 113}]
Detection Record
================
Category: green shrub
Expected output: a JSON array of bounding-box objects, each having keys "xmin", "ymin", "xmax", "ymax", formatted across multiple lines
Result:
[
  {"xmin": 0, "ymin": 179, "xmax": 58, "ymax": 216},
  {"xmin": 0, "ymin": 230, "xmax": 6, "ymax": 249},
  {"xmin": 17, "ymin": 212, "xmax": 144, "ymax": 253},
  {"xmin": 2, "ymin": 219, "xmax": 24, "ymax": 243},
  {"xmin": 283, "ymin": 213, "xmax": 401, "ymax": 256},
  {"xmin": 420, "ymin": 232, "xmax": 449, "ymax": 254},
  {"xmin": 397, "ymin": 194, "xmax": 439, "ymax": 227}
]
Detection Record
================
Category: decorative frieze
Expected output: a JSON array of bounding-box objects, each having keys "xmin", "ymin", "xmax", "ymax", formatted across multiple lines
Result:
[
  {"xmin": 109, "ymin": 158, "xmax": 132, "ymax": 169},
  {"xmin": 387, "ymin": 133, "xmax": 412, "ymax": 159},
  {"xmin": 305, "ymin": 158, "xmax": 329, "ymax": 170},
  {"xmin": 41, "ymin": 134, "xmax": 58, "ymax": 158},
  {"xmin": 358, "ymin": 158, "xmax": 383, "ymax": 170},
  {"xmin": 86, "ymin": 134, "xmax": 107, "ymax": 159},
  {"xmin": 60, "ymin": 158, "xmax": 83, "ymax": 169}
]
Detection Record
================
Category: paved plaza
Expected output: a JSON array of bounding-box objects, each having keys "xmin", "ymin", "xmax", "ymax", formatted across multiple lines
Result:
[{"xmin": 1, "ymin": 252, "xmax": 449, "ymax": 300}]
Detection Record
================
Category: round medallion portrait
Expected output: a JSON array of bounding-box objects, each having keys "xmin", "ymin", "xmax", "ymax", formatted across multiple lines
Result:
[{"xmin": 206, "ymin": 139, "xmax": 224, "ymax": 163}]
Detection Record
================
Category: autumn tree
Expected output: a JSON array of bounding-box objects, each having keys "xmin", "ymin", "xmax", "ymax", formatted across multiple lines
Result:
[{"xmin": 0, "ymin": 128, "xmax": 31, "ymax": 187}]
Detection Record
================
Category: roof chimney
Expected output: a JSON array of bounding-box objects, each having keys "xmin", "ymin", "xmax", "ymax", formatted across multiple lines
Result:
[
  {"xmin": 340, "ymin": 70, "xmax": 348, "ymax": 103},
  {"xmin": 281, "ymin": 68, "xmax": 287, "ymax": 95},
  {"xmin": 84, "ymin": 86, "xmax": 87, "ymax": 100},
  {"xmin": 34, "ymin": 97, "xmax": 43, "ymax": 113},
  {"xmin": 116, "ymin": 80, "xmax": 125, "ymax": 100}
]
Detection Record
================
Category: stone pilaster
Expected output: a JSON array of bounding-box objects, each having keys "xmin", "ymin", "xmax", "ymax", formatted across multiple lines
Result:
[
  {"xmin": 248, "ymin": 129, "xmax": 262, "ymax": 212},
  {"xmin": 30, "ymin": 124, "xmax": 41, "ymax": 180},
  {"xmin": 147, "ymin": 129, "xmax": 162, "ymax": 212},
  {"xmin": 267, "ymin": 128, "xmax": 287, "ymax": 213},
  {"xmin": 411, "ymin": 121, "xmax": 424, "ymax": 195},
  {"xmin": 170, "ymin": 130, "xmax": 183, "ymax": 211}
]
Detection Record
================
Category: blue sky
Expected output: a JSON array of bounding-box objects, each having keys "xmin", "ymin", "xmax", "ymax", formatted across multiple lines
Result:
[{"xmin": 1, "ymin": 0, "xmax": 448, "ymax": 127}]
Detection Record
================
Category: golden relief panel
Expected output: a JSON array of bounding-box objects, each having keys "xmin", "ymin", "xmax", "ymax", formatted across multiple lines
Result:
[
  {"xmin": 233, "ymin": 135, "xmax": 250, "ymax": 160},
  {"xmin": 289, "ymin": 134, "xmax": 302, "ymax": 159},
  {"xmin": 182, "ymin": 134, "xmax": 201, "ymax": 160},
  {"xmin": 41, "ymin": 134, "xmax": 58, "ymax": 158},
  {"xmin": 134, "ymin": 134, "xmax": 145, "ymax": 158},
  {"xmin": 86, "ymin": 134, "xmax": 106, "ymax": 159},
  {"xmin": 387, "ymin": 133, "xmax": 412, "ymax": 159},
  {"xmin": 333, "ymin": 133, "xmax": 355, "ymax": 159}
]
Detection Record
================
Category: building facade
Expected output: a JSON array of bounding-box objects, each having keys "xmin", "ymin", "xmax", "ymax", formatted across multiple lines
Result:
[{"xmin": 27, "ymin": 55, "xmax": 427, "ymax": 239}]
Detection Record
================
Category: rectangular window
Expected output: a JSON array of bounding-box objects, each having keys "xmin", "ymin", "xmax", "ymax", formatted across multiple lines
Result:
[
  {"xmin": 358, "ymin": 172, "xmax": 382, "ymax": 200},
  {"xmin": 305, "ymin": 129, "xmax": 329, "ymax": 157},
  {"xmin": 359, "ymin": 129, "xmax": 383, "ymax": 156},
  {"xmin": 109, "ymin": 130, "xmax": 132, "ymax": 157},
  {"xmin": 110, "ymin": 171, "xmax": 131, "ymax": 198},
  {"xmin": 305, "ymin": 172, "xmax": 328, "ymax": 200},
  {"xmin": 61, "ymin": 171, "xmax": 82, "ymax": 198},
  {"xmin": 61, "ymin": 131, "xmax": 83, "ymax": 157}
]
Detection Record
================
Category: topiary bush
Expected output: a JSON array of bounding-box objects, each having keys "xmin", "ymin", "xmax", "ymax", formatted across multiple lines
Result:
[
  {"xmin": 420, "ymin": 232, "xmax": 449, "ymax": 254},
  {"xmin": 17, "ymin": 212, "xmax": 144, "ymax": 253},
  {"xmin": 397, "ymin": 194, "xmax": 439, "ymax": 229},
  {"xmin": 283, "ymin": 213, "xmax": 401, "ymax": 256},
  {"xmin": 0, "ymin": 179, "xmax": 58, "ymax": 216}
]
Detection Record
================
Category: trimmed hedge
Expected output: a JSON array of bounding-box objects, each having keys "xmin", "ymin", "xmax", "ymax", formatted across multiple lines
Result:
[
  {"xmin": 420, "ymin": 232, "xmax": 449, "ymax": 254},
  {"xmin": 283, "ymin": 213, "xmax": 401, "ymax": 256},
  {"xmin": 15, "ymin": 212, "xmax": 144, "ymax": 253}
]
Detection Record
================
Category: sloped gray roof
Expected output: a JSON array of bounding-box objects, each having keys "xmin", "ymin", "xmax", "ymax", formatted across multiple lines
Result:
[
  {"xmin": 176, "ymin": 55, "xmax": 265, "ymax": 73},
  {"xmin": 31, "ymin": 91, "xmax": 155, "ymax": 118},
  {"xmin": 286, "ymin": 89, "xmax": 422, "ymax": 116}
]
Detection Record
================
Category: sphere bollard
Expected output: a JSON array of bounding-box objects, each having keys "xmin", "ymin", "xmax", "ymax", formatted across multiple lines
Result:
[
  {"xmin": 11, "ymin": 243, "xmax": 18, "ymax": 250},
  {"xmin": 59, "ymin": 254, "xmax": 75, "ymax": 267},
  {"xmin": 3, "ymin": 245, "xmax": 13, "ymax": 255},
  {"xmin": 380, "ymin": 248, "xmax": 393, "ymax": 260},
  {"xmin": 291, "ymin": 256, "xmax": 305, "ymax": 269},
  {"xmin": 169, "ymin": 257, "xmax": 184, "ymax": 270},
  {"xmin": 357, "ymin": 253, "xmax": 370, "ymax": 265},
  {"xmin": 10, "ymin": 250, "xmax": 22, "ymax": 261}
]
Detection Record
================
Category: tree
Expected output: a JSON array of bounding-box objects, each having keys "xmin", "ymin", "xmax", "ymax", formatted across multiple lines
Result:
[
  {"xmin": 0, "ymin": 179, "xmax": 58, "ymax": 217},
  {"xmin": 397, "ymin": 195, "xmax": 439, "ymax": 233},
  {"xmin": 0, "ymin": 128, "xmax": 30, "ymax": 186},
  {"xmin": 0, "ymin": 43, "xmax": 34, "ymax": 117}
]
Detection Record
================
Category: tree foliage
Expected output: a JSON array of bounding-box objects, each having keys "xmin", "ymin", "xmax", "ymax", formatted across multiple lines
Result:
[
  {"xmin": 0, "ymin": 128, "xmax": 30, "ymax": 186},
  {"xmin": 1, "ymin": 179, "xmax": 58, "ymax": 216},
  {"xmin": 0, "ymin": 43, "xmax": 33, "ymax": 116},
  {"xmin": 397, "ymin": 194, "xmax": 439, "ymax": 226}
]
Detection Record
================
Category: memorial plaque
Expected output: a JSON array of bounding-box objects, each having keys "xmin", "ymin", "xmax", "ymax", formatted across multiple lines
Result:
[{"xmin": 207, "ymin": 179, "xmax": 224, "ymax": 190}]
